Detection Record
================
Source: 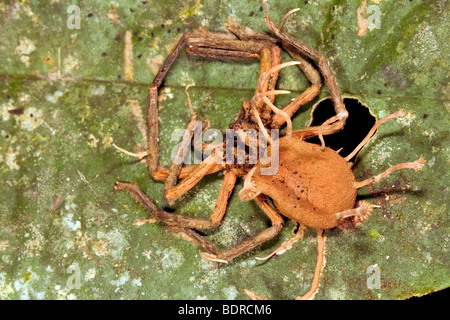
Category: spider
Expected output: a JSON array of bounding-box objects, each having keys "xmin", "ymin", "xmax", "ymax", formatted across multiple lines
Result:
[{"xmin": 114, "ymin": 1, "xmax": 425, "ymax": 299}]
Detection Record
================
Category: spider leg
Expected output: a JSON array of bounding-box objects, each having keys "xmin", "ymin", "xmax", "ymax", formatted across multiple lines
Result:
[
  {"xmin": 263, "ymin": 1, "xmax": 348, "ymax": 136},
  {"xmin": 147, "ymin": 31, "xmax": 283, "ymax": 201},
  {"xmin": 255, "ymin": 224, "xmax": 306, "ymax": 260},
  {"xmin": 335, "ymin": 200, "xmax": 380, "ymax": 224},
  {"xmin": 151, "ymin": 162, "xmax": 223, "ymax": 181},
  {"xmin": 270, "ymin": 44, "xmax": 322, "ymax": 129},
  {"xmin": 147, "ymin": 33, "xmax": 265, "ymax": 177},
  {"xmin": 114, "ymin": 170, "xmax": 237, "ymax": 251},
  {"xmin": 354, "ymin": 157, "xmax": 426, "ymax": 189},
  {"xmin": 295, "ymin": 229, "xmax": 327, "ymax": 300},
  {"xmin": 201, "ymin": 194, "xmax": 284, "ymax": 263},
  {"xmin": 164, "ymin": 152, "xmax": 221, "ymax": 203},
  {"xmin": 225, "ymin": 18, "xmax": 322, "ymax": 130}
]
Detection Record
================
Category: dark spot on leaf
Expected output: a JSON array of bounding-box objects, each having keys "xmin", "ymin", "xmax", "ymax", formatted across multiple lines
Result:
[
  {"xmin": 249, "ymin": 11, "xmax": 254, "ymax": 17},
  {"xmin": 114, "ymin": 34, "xmax": 121, "ymax": 41},
  {"xmin": 377, "ymin": 89, "xmax": 382, "ymax": 94},
  {"xmin": 394, "ymin": 180, "xmax": 400, "ymax": 188},
  {"xmin": 87, "ymin": 13, "xmax": 93, "ymax": 18},
  {"xmin": 102, "ymin": 52, "xmax": 107, "ymax": 56},
  {"xmin": 137, "ymin": 53, "xmax": 143, "ymax": 59},
  {"xmin": 293, "ymin": 171, "xmax": 297, "ymax": 175},
  {"xmin": 138, "ymin": 37, "xmax": 143, "ymax": 41},
  {"xmin": 7, "ymin": 108, "xmax": 24, "ymax": 115},
  {"xmin": 161, "ymin": 24, "xmax": 165, "ymax": 29},
  {"xmin": 423, "ymin": 114, "xmax": 429, "ymax": 119},
  {"xmin": 305, "ymin": 0, "xmax": 308, "ymax": 4},
  {"xmin": 259, "ymin": 6, "xmax": 263, "ymax": 12},
  {"xmin": 130, "ymin": 8, "xmax": 135, "ymax": 13},
  {"xmin": 118, "ymin": 75, "xmax": 122, "ymax": 79}
]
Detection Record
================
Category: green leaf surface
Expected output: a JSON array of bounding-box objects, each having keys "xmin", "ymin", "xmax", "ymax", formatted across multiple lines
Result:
[{"xmin": 0, "ymin": 0, "xmax": 448, "ymax": 300}]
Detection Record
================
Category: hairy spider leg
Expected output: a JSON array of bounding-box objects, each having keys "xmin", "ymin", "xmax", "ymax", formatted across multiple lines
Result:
[
  {"xmin": 146, "ymin": 31, "xmax": 285, "ymax": 202},
  {"xmin": 255, "ymin": 224, "xmax": 306, "ymax": 260},
  {"xmin": 245, "ymin": 228, "xmax": 327, "ymax": 300},
  {"xmin": 295, "ymin": 229, "xmax": 327, "ymax": 300},
  {"xmin": 263, "ymin": 0, "xmax": 349, "ymax": 141},
  {"xmin": 114, "ymin": 169, "xmax": 236, "ymax": 247},
  {"xmin": 201, "ymin": 194, "xmax": 284, "ymax": 263},
  {"xmin": 224, "ymin": 19, "xmax": 323, "ymax": 130}
]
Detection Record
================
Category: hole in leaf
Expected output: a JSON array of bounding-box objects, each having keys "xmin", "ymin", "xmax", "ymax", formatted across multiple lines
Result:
[{"xmin": 306, "ymin": 97, "xmax": 376, "ymax": 162}]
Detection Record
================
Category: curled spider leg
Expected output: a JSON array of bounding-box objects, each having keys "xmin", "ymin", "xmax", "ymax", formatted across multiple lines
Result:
[
  {"xmin": 354, "ymin": 157, "xmax": 426, "ymax": 189},
  {"xmin": 114, "ymin": 171, "xmax": 237, "ymax": 253},
  {"xmin": 335, "ymin": 200, "xmax": 380, "ymax": 224},
  {"xmin": 223, "ymin": 17, "xmax": 322, "ymax": 131},
  {"xmin": 164, "ymin": 152, "xmax": 222, "ymax": 203},
  {"xmin": 269, "ymin": 44, "xmax": 322, "ymax": 129},
  {"xmin": 263, "ymin": 0, "xmax": 348, "ymax": 134},
  {"xmin": 146, "ymin": 29, "xmax": 284, "ymax": 200},
  {"xmin": 255, "ymin": 224, "xmax": 306, "ymax": 260},
  {"xmin": 115, "ymin": 169, "xmax": 236, "ymax": 229},
  {"xmin": 201, "ymin": 195, "xmax": 284, "ymax": 263}
]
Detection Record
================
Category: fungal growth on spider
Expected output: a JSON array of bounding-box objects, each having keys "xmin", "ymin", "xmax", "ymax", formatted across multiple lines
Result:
[{"xmin": 113, "ymin": 0, "xmax": 426, "ymax": 300}]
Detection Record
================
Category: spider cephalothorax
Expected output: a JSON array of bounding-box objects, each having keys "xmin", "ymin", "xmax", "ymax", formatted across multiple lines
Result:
[{"xmin": 114, "ymin": 1, "xmax": 425, "ymax": 300}]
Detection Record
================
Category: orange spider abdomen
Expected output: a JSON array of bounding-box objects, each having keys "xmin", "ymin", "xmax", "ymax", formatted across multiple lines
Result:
[{"xmin": 254, "ymin": 138, "xmax": 357, "ymax": 229}]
